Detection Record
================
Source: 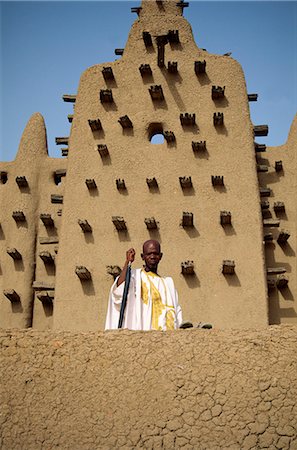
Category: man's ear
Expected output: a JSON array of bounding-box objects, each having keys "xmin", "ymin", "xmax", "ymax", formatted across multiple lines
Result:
[
  {"xmin": 141, "ymin": 253, "xmax": 144, "ymax": 260},
  {"xmin": 159, "ymin": 252, "xmax": 163, "ymax": 260}
]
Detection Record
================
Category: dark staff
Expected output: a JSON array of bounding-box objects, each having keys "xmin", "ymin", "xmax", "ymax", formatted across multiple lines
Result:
[{"xmin": 118, "ymin": 261, "xmax": 132, "ymax": 328}]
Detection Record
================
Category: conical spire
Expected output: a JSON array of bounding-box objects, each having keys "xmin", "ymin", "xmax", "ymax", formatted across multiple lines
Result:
[{"xmin": 15, "ymin": 112, "xmax": 48, "ymax": 163}]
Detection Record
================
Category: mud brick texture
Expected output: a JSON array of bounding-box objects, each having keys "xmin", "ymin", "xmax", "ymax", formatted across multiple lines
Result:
[{"xmin": 0, "ymin": 325, "xmax": 297, "ymax": 449}]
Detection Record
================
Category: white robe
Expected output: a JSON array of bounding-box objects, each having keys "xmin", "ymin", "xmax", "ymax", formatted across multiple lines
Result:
[{"xmin": 105, "ymin": 268, "xmax": 182, "ymax": 330}]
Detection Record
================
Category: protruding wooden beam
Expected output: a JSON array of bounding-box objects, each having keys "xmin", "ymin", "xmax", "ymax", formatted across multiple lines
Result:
[
  {"xmin": 100, "ymin": 89, "xmax": 113, "ymax": 103},
  {"xmin": 248, "ymin": 94, "xmax": 258, "ymax": 102},
  {"xmin": 277, "ymin": 230, "xmax": 290, "ymax": 244},
  {"xmin": 131, "ymin": 6, "xmax": 142, "ymax": 14},
  {"xmin": 7, "ymin": 248, "xmax": 22, "ymax": 260},
  {"xmin": 88, "ymin": 119, "xmax": 102, "ymax": 132},
  {"xmin": 106, "ymin": 265, "xmax": 122, "ymax": 280},
  {"xmin": 115, "ymin": 49, "xmax": 124, "ymax": 56},
  {"xmin": 143, "ymin": 31, "xmax": 153, "ymax": 47},
  {"xmin": 259, "ymin": 187, "xmax": 271, "ymax": 197},
  {"xmin": 51, "ymin": 195, "xmax": 63, "ymax": 204},
  {"xmin": 85, "ymin": 179, "xmax": 97, "ymax": 190},
  {"xmin": 102, "ymin": 67, "xmax": 115, "ymax": 81},
  {"xmin": 149, "ymin": 85, "xmax": 164, "ymax": 101},
  {"xmin": 12, "ymin": 211, "xmax": 26, "ymax": 223},
  {"xmin": 222, "ymin": 260, "xmax": 235, "ymax": 275},
  {"xmin": 54, "ymin": 169, "xmax": 66, "ymax": 185},
  {"xmin": 156, "ymin": 35, "xmax": 168, "ymax": 68},
  {"xmin": 37, "ymin": 291, "xmax": 54, "ymax": 304},
  {"xmin": 180, "ymin": 113, "xmax": 196, "ymax": 126},
  {"xmin": 118, "ymin": 115, "xmax": 133, "ymax": 129},
  {"xmin": 179, "ymin": 176, "xmax": 192, "ymax": 188},
  {"xmin": 112, "ymin": 216, "xmax": 127, "ymax": 231},
  {"xmin": 261, "ymin": 200, "xmax": 270, "ymax": 210},
  {"xmin": 39, "ymin": 251, "xmax": 55, "ymax": 265},
  {"xmin": 181, "ymin": 261, "xmax": 195, "ymax": 275},
  {"xmin": 257, "ymin": 164, "xmax": 269, "ymax": 172},
  {"xmin": 274, "ymin": 202, "xmax": 285, "ymax": 213},
  {"xmin": 267, "ymin": 278, "xmax": 276, "ymax": 290},
  {"xmin": 16, "ymin": 176, "xmax": 28, "ymax": 188},
  {"xmin": 263, "ymin": 219, "xmax": 280, "ymax": 227},
  {"xmin": 212, "ymin": 86, "xmax": 225, "ymax": 99},
  {"xmin": 163, "ymin": 131, "xmax": 175, "ymax": 143},
  {"xmin": 220, "ymin": 211, "xmax": 231, "ymax": 226},
  {"xmin": 97, "ymin": 144, "xmax": 109, "ymax": 158},
  {"xmin": 267, "ymin": 267, "xmax": 286, "ymax": 275},
  {"xmin": 67, "ymin": 114, "xmax": 73, "ymax": 123},
  {"xmin": 145, "ymin": 217, "xmax": 158, "ymax": 230},
  {"xmin": 254, "ymin": 125, "xmax": 269, "ymax": 136},
  {"xmin": 32, "ymin": 281, "xmax": 55, "ymax": 291},
  {"xmin": 139, "ymin": 64, "xmax": 152, "ymax": 77},
  {"xmin": 39, "ymin": 237, "xmax": 59, "ymax": 245},
  {"xmin": 146, "ymin": 177, "xmax": 158, "ymax": 189},
  {"xmin": 4, "ymin": 289, "xmax": 20, "ymax": 303},
  {"xmin": 40, "ymin": 214, "xmax": 54, "ymax": 228},
  {"xmin": 0, "ymin": 171, "xmax": 8, "ymax": 184},
  {"xmin": 194, "ymin": 60, "xmax": 206, "ymax": 75},
  {"xmin": 78, "ymin": 219, "xmax": 92, "ymax": 233},
  {"xmin": 213, "ymin": 112, "xmax": 224, "ymax": 126},
  {"xmin": 254, "ymin": 142, "xmax": 266, "ymax": 152},
  {"xmin": 61, "ymin": 148, "xmax": 68, "ymax": 157},
  {"xmin": 62, "ymin": 94, "xmax": 76, "ymax": 103},
  {"xmin": 55, "ymin": 137, "xmax": 69, "ymax": 145},
  {"xmin": 276, "ymin": 275, "xmax": 288, "ymax": 289},
  {"xmin": 116, "ymin": 179, "xmax": 126, "ymax": 190},
  {"xmin": 176, "ymin": 1, "xmax": 189, "ymax": 8},
  {"xmin": 264, "ymin": 233, "xmax": 273, "ymax": 242},
  {"xmin": 168, "ymin": 61, "xmax": 178, "ymax": 73},
  {"xmin": 275, "ymin": 160, "xmax": 283, "ymax": 172},
  {"xmin": 168, "ymin": 30, "xmax": 179, "ymax": 44},
  {"xmin": 75, "ymin": 266, "xmax": 91, "ymax": 281},
  {"xmin": 192, "ymin": 141, "xmax": 206, "ymax": 153},
  {"xmin": 182, "ymin": 212, "xmax": 193, "ymax": 227},
  {"xmin": 212, "ymin": 175, "xmax": 224, "ymax": 186}
]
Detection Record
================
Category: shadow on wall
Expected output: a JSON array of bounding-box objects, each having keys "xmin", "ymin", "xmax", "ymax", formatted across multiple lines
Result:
[
  {"xmin": 269, "ymin": 288, "xmax": 296, "ymax": 324},
  {"xmin": 118, "ymin": 230, "xmax": 131, "ymax": 242},
  {"xmin": 183, "ymin": 273, "xmax": 200, "ymax": 288},
  {"xmin": 223, "ymin": 273, "xmax": 241, "ymax": 287},
  {"xmin": 13, "ymin": 260, "xmax": 25, "ymax": 272},
  {"xmin": 43, "ymin": 302, "xmax": 53, "ymax": 317},
  {"xmin": 160, "ymin": 68, "xmax": 186, "ymax": 111},
  {"xmin": 81, "ymin": 279, "xmax": 95, "ymax": 297},
  {"xmin": 11, "ymin": 301, "xmax": 23, "ymax": 314}
]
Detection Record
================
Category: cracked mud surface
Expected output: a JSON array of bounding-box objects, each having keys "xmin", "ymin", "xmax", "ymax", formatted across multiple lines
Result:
[{"xmin": 0, "ymin": 326, "xmax": 297, "ymax": 449}]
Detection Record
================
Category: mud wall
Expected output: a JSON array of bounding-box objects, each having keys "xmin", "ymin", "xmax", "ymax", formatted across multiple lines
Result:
[
  {"xmin": 258, "ymin": 115, "xmax": 297, "ymax": 325},
  {"xmin": 53, "ymin": 0, "xmax": 268, "ymax": 331},
  {"xmin": 1, "ymin": 325, "xmax": 296, "ymax": 449}
]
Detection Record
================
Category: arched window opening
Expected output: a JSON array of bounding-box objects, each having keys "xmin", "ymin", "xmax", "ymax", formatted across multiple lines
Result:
[{"xmin": 150, "ymin": 133, "xmax": 165, "ymax": 144}]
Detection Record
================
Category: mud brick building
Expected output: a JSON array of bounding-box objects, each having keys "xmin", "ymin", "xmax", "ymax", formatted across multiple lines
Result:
[{"xmin": 0, "ymin": 0, "xmax": 296, "ymax": 331}]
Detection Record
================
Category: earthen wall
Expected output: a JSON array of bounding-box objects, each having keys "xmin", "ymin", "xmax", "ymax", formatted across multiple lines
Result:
[
  {"xmin": 0, "ymin": 0, "xmax": 296, "ymax": 331},
  {"xmin": 0, "ymin": 326, "xmax": 296, "ymax": 449}
]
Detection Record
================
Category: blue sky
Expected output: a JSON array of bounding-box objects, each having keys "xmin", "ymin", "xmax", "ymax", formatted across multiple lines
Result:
[{"xmin": 1, "ymin": 1, "xmax": 296, "ymax": 161}]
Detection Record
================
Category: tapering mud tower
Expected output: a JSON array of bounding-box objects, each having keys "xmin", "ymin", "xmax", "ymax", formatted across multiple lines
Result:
[{"xmin": 0, "ymin": 0, "xmax": 296, "ymax": 331}]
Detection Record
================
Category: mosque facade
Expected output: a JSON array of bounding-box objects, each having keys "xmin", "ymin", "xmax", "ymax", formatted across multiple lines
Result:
[{"xmin": 0, "ymin": 0, "xmax": 296, "ymax": 330}]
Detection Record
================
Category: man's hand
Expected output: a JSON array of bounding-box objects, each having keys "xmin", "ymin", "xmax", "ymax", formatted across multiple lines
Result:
[
  {"xmin": 117, "ymin": 248, "xmax": 135, "ymax": 286},
  {"xmin": 126, "ymin": 248, "xmax": 135, "ymax": 264}
]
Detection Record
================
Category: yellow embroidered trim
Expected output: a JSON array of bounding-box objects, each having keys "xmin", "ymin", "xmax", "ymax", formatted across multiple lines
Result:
[{"xmin": 141, "ymin": 270, "xmax": 175, "ymax": 330}]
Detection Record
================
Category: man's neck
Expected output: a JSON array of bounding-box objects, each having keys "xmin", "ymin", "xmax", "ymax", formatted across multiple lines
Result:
[{"xmin": 144, "ymin": 266, "xmax": 158, "ymax": 275}]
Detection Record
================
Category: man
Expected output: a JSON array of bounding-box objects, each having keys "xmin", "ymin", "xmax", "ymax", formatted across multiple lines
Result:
[{"xmin": 105, "ymin": 240, "xmax": 182, "ymax": 330}]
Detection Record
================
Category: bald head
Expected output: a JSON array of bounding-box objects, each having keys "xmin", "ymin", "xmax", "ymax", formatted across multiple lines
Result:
[
  {"xmin": 141, "ymin": 240, "xmax": 163, "ymax": 273},
  {"xmin": 142, "ymin": 239, "xmax": 161, "ymax": 254}
]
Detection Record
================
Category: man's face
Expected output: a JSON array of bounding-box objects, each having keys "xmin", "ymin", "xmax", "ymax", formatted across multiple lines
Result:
[{"xmin": 141, "ymin": 241, "xmax": 162, "ymax": 272}]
